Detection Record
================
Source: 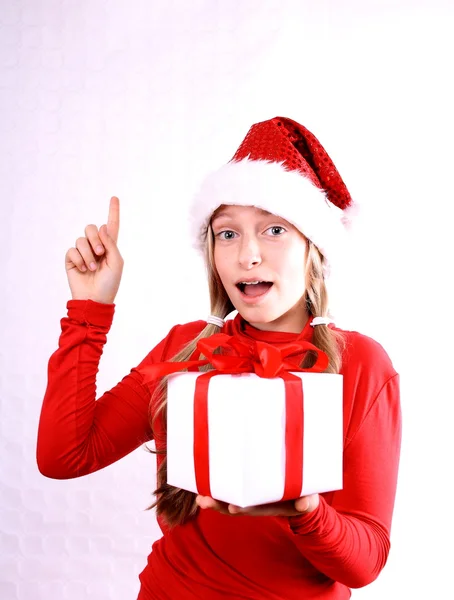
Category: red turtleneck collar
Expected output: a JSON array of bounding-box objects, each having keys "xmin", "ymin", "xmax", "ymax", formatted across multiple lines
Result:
[{"xmin": 223, "ymin": 312, "xmax": 316, "ymax": 345}]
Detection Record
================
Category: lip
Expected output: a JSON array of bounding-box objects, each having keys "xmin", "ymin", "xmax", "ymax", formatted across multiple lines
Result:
[
  {"xmin": 235, "ymin": 277, "xmax": 273, "ymax": 285},
  {"xmin": 235, "ymin": 283, "xmax": 274, "ymax": 304}
]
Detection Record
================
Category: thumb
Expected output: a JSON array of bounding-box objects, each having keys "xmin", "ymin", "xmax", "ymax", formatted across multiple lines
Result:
[
  {"xmin": 99, "ymin": 224, "xmax": 114, "ymax": 246},
  {"xmin": 99, "ymin": 224, "xmax": 119, "ymax": 257},
  {"xmin": 294, "ymin": 494, "xmax": 319, "ymax": 514}
]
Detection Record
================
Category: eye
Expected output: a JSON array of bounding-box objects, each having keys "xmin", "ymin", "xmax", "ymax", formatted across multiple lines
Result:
[
  {"xmin": 216, "ymin": 230, "xmax": 236, "ymax": 241},
  {"xmin": 215, "ymin": 226, "xmax": 286, "ymax": 240},
  {"xmin": 266, "ymin": 226, "xmax": 286, "ymax": 236}
]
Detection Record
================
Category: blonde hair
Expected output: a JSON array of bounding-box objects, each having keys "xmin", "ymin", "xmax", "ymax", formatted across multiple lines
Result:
[{"xmin": 145, "ymin": 210, "xmax": 345, "ymax": 527}]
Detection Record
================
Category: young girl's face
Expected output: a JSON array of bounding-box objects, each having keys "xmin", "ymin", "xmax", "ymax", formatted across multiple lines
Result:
[{"xmin": 211, "ymin": 204, "xmax": 309, "ymax": 333}]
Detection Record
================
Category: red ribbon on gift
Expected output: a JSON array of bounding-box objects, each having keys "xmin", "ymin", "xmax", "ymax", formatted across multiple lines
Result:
[{"xmin": 140, "ymin": 333, "xmax": 328, "ymax": 502}]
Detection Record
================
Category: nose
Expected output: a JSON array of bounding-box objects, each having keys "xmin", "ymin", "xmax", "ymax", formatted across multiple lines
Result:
[{"xmin": 238, "ymin": 236, "xmax": 262, "ymax": 268}]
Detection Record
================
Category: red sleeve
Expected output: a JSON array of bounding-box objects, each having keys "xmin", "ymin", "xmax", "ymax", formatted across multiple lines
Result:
[
  {"xmin": 287, "ymin": 373, "xmax": 401, "ymax": 589},
  {"xmin": 36, "ymin": 300, "xmax": 178, "ymax": 479}
]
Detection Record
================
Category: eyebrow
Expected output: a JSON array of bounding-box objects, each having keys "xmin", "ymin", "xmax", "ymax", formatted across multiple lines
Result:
[{"xmin": 211, "ymin": 208, "xmax": 273, "ymax": 222}]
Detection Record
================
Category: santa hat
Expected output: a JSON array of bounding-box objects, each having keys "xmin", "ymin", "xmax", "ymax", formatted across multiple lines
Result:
[{"xmin": 188, "ymin": 116, "xmax": 357, "ymax": 276}]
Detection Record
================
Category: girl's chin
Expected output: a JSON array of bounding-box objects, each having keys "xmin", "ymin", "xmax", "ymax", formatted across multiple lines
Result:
[{"xmin": 235, "ymin": 306, "xmax": 278, "ymax": 322}]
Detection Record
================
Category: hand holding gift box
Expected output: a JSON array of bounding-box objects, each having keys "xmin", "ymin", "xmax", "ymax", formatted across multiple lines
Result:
[{"xmin": 141, "ymin": 333, "xmax": 343, "ymax": 508}]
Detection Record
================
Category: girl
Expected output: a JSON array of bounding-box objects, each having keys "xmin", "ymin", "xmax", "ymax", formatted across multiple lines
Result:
[{"xmin": 37, "ymin": 116, "xmax": 401, "ymax": 599}]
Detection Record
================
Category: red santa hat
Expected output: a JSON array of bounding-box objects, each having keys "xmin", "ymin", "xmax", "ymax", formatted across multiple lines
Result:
[{"xmin": 189, "ymin": 116, "xmax": 357, "ymax": 276}]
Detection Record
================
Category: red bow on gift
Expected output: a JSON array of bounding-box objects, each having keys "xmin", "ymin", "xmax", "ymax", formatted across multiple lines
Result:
[{"xmin": 140, "ymin": 334, "xmax": 329, "ymax": 502}]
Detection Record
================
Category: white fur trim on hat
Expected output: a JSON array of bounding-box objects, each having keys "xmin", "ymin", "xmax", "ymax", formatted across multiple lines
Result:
[{"xmin": 188, "ymin": 157, "xmax": 350, "ymax": 276}]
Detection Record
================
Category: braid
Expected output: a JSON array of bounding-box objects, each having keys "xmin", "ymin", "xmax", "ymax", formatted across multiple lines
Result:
[{"xmin": 303, "ymin": 241, "xmax": 344, "ymax": 374}]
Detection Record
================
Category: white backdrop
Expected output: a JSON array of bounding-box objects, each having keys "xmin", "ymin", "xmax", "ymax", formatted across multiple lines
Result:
[{"xmin": 1, "ymin": 0, "xmax": 453, "ymax": 598}]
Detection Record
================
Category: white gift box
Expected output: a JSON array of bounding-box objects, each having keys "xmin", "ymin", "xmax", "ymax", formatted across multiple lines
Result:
[{"xmin": 166, "ymin": 371, "xmax": 343, "ymax": 507}]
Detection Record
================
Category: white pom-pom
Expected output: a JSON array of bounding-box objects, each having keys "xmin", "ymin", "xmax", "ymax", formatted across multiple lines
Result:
[{"xmin": 341, "ymin": 200, "xmax": 360, "ymax": 230}]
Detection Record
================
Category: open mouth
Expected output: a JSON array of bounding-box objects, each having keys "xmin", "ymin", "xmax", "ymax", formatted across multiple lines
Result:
[{"xmin": 236, "ymin": 281, "xmax": 274, "ymax": 298}]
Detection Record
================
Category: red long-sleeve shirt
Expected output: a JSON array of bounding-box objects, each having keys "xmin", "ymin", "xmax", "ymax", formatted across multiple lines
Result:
[{"xmin": 37, "ymin": 300, "xmax": 401, "ymax": 599}]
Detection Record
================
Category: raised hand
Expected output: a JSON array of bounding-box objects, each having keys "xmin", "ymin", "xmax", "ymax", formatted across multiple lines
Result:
[{"xmin": 65, "ymin": 196, "xmax": 124, "ymax": 304}]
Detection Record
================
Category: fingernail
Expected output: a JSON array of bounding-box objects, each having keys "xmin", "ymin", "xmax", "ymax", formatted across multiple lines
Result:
[
  {"xmin": 96, "ymin": 245, "xmax": 104, "ymax": 254},
  {"xmin": 90, "ymin": 262, "xmax": 97, "ymax": 271},
  {"xmin": 229, "ymin": 505, "xmax": 242, "ymax": 514},
  {"xmin": 295, "ymin": 499, "xmax": 309, "ymax": 512}
]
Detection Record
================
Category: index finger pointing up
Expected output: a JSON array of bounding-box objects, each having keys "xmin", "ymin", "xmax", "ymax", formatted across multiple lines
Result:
[{"xmin": 107, "ymin": 196, "xmax": 120, "ymax": 243}]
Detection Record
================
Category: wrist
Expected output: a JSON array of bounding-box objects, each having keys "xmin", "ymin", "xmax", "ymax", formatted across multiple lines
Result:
[
  {"xmin": 288, "ymin": 495, "xmax": 324, "ymax": 535},
  {"xmin": 71, "ymin": 296, "xmax": 115, "ymax": 305}
]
